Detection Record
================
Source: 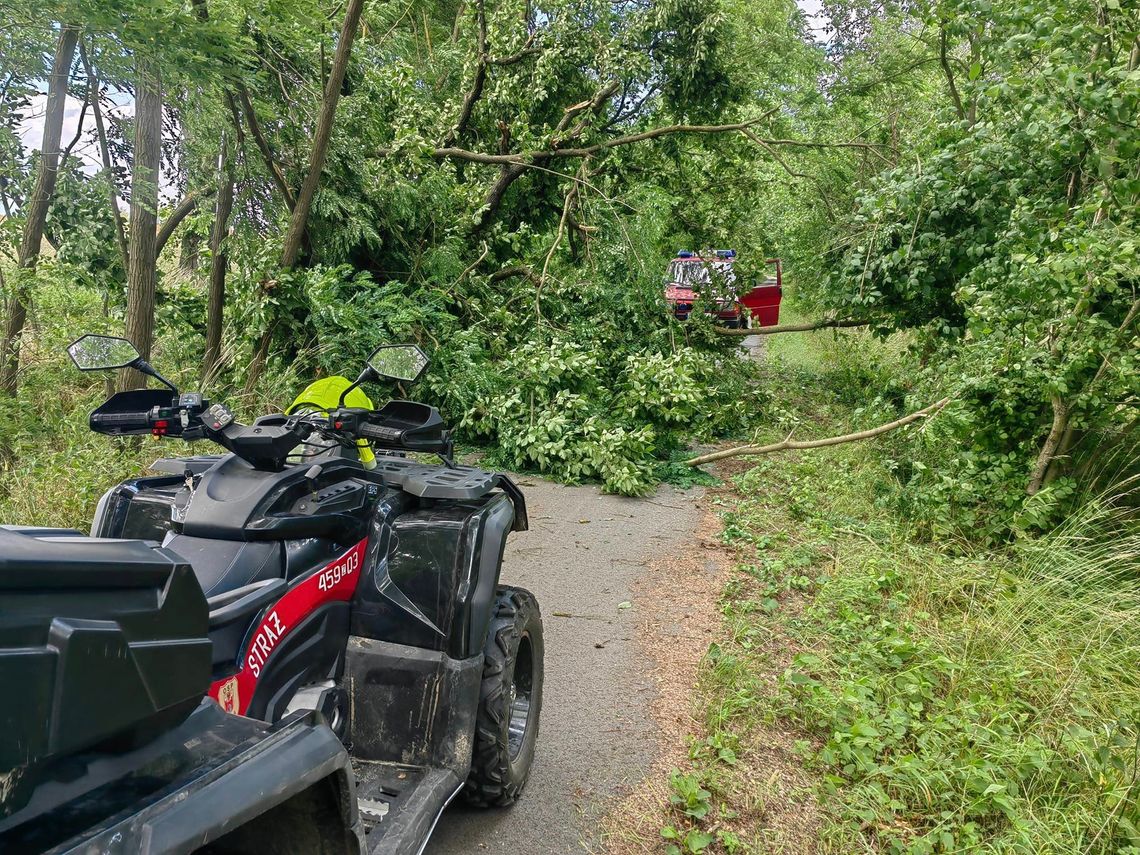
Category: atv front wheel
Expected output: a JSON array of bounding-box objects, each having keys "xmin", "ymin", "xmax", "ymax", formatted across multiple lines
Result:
[{"xmin": 463, "ymin": 586, "xmax": 543, "ymax": 807}]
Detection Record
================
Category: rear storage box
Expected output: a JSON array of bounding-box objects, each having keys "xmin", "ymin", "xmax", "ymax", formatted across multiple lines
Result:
[
  {"xmin": 351, "ymin": 493, "xmax": 516, "ymax": 658},
  {"xmin": 0, "ymin": 527, "xmax": 211, "ymax": 818}
]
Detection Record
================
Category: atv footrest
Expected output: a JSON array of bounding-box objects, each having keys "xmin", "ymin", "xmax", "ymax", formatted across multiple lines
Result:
[{"xmin": 352, "ymin": 760, "xmax": 462, "ymax": 855}]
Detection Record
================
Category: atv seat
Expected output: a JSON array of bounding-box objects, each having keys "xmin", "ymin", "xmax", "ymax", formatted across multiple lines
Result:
[
  {"xmin": 163, "ymin": 533, "xmax": 284, "ymax": 597},
  {"xmin": 162, "ymin": 534, "xmax": 289, "ymax": 667}
]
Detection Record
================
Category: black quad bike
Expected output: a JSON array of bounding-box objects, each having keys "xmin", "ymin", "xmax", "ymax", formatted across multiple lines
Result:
[{"xmin": 0, "ymin": 335, "xmax": 543, "ymax": 854}]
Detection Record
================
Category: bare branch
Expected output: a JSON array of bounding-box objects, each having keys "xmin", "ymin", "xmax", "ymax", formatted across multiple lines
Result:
[
  {"xmin": 686, "ymin": 398, "xmax": 952, "ymax": 466},
  {"xmin": 60, "ymin": 92, "xmax": 88, "ymax": 164}
]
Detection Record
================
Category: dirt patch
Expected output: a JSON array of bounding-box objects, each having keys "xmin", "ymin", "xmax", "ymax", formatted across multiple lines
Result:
[
  {"xmin": 599, "ymin": 473, "xmax": 825, "ymax": 854},
  {"xmin": 598, "ymin": 497, "xmax": 731, "ymax": 854}
]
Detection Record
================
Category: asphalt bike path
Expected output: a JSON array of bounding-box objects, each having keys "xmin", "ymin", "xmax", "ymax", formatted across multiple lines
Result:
[{"xmin": 428, "ymin": 479, "xmax": 703, "ymax": 854}]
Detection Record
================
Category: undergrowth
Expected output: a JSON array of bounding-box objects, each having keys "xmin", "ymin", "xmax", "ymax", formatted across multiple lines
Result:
[{"xmin": 655, "ymin": 331, "xmax": 1140, "ymax": 854}]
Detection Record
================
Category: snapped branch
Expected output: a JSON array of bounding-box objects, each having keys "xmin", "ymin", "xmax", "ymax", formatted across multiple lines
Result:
[{"xmin": 686, "ymin": 399, "xmax": 952, "ymax": 467}]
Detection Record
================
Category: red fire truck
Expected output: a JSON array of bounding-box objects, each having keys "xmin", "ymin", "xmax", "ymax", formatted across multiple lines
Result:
[{"xmin": 663, "ymin": 250, "xmax": 782, "ymax": 328}]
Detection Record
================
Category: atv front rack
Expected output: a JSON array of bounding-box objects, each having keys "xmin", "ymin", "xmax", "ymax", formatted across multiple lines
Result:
[{"xmin": 371, "ymin": 458, "xmax": 528, "ymax": 531}]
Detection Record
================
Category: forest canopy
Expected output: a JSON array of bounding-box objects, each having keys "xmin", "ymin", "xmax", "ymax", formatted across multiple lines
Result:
[{"xmin": 0, "ymin": 0, "xmax": 1136, "ymax": 540}]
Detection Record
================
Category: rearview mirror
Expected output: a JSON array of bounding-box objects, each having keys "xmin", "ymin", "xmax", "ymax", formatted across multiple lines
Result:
[
  {"xmin": 367, "ymin": 344, "xmax": 429, "ymax": 383},
  {"xmin": 67, "ymin": 334, "xmax": 141, "ymax": 371}
]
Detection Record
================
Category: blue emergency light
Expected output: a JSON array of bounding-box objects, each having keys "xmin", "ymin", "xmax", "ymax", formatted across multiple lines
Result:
[
  {"xmin": 715, "ymin": 250, "xmax": 736, "ymax": 259},
  {"xmin": 677, "ymin": 250, "xmax": 694, "ymax": 258}
]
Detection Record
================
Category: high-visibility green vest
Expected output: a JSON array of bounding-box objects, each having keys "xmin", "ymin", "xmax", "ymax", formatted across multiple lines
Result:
[{"xmin": 286, "ymin": 376, "xmax": 376, "ymax": 468}]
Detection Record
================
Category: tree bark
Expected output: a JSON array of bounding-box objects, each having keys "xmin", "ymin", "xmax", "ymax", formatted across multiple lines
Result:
[
  {"xmin": 246, "ymin": 0, "xmax": 366, "ymax": 393},
  {"xmin": 0, "ymin": 24, "xmax": 80, "ymax": 396},
  {"xmin": 204, "ymin": 140, "xmax": 234, "ymax": 383},
  {"xmin": 686, "ymin": 398, "xmax": 951, "ymax": 466},
  {"xmin": 120, "ymin": 58, "xmax": 162, "ymax": 392}
]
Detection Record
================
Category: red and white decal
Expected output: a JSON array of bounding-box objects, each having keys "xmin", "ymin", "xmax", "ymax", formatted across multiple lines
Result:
[{"xmin": 208, "ymin": 537, "xmax": 367, "ymax": 716}]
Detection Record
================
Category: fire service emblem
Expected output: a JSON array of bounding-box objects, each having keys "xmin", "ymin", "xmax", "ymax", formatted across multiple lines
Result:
[{"xmin": 216, "ymin": 676, "xmax": 240, "ymax": 714}]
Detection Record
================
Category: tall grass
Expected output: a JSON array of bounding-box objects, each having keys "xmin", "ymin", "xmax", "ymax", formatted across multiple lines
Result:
[{"xmin": 0, "ymin": 277, "xmax": 318, "ymax": 531}]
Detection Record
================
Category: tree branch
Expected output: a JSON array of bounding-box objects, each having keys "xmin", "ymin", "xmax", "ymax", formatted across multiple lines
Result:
[
  {"xmin": 60, "ymin": 92, "xmax": 88, "ymax": 164},
  {"xmin": 488, "ymin": 43, "xmax": 541, "ymax": 66},
  {"xmin": 383, "ymin": 114, "xmax": 877, "ymax": 168},
  {"xmin": 715, "ymin": 317, "xmax": 873, "ymax": 336},
  {"xmin": 156, "ymin": 186, "xmax": 215, "ymax": 255},
  {"xmin": 237, "ymin": 84, "xmax": 296, "ymax": 211},
  {"xmin": 686, "ymin": 398, "xmax": 952, "ymax": 466},
  {"xmin": 442, "ymin": 0, "xmax": 488, "ymax": 148},
  {"xmin": 939, "ymin": 25, "xmax": 967, "ymax": 120},
  {"xmin": 79, "ymin": 42, "xmax": 129, "ymax": 274},
  {"xmin": 490, "ymin": 264, "xmax": 539, "ymax": 284}
]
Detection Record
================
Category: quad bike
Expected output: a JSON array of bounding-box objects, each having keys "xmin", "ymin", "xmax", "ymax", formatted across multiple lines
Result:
[{"xmin": 0, "ymin": 335, "xmax": 543, "ymax": 854}]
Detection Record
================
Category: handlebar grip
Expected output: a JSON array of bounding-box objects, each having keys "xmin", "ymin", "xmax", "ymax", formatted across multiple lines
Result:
[
  {"xmin": 358, "ymin": 423, "xmax": 403, "ymax": 443},
  {"xmin": 92, "ymin": 412, "xmax": 151, "ymax": 428}
]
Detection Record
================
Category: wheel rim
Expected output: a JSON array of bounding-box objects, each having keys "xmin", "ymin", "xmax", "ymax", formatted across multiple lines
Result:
[{"xmin": 507, "ymin": 634, "xmax": 534, "ymax": 760}]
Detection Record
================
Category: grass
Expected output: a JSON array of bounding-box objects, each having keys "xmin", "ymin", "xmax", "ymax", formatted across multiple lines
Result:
[
  {"xmin": 0, "ymin": 274, "xmax": 313, "ymax": 531},
  {"xmin": 651, "ymin": 327, "xmax": 1140, "ymax": 854}
]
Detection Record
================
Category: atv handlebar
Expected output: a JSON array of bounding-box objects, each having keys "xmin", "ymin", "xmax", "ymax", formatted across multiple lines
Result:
[{"xmin": 86, "ymin": 388, "xmax": 453, "ymax": 470}]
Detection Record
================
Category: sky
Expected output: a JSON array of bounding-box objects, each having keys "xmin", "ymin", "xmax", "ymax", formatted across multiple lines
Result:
[{"xmin": 798, "ymin": 0, "xmax": 828, "ymax": 36}]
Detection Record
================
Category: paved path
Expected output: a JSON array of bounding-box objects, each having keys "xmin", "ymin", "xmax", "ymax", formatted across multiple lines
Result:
[
  {"xmin": 739, "ymin": 333, "xmax": 767, "ymax": 361},
  {"xmin": 428, "ymin": 480, "xmax": 703, "ymax": 855}
]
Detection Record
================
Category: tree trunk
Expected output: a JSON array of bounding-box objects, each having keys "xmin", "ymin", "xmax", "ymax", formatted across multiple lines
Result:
[
  {"xmin": 120, "ymin": 59, "xmax": 162, "ymax": 392},
  {"xmin": 245, "ymin": 0, "xmax": 366, "ymax": 393},
  {"xmin": 0, "ymin": 24, "xmax": 80, "ymax": 396},
  {"xmin": 180, "ymin": 230, "xmax": 202, "ymax": 272},
  {"xmin": 279, "ymin": 0, "xmax": 365, "ymax": 270},
  {"xmin": 1027, "ymin": 395, "xmax": 1069, "ymax": 496},
  {"xmin": 204, "ymin": 141, "xmax": 234, "ymax": 384}
]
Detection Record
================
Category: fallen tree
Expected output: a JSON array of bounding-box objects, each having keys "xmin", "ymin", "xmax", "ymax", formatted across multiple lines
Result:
[{"xmin": 686, "ymin": 398, "xmax": 951, "ymax": 466}]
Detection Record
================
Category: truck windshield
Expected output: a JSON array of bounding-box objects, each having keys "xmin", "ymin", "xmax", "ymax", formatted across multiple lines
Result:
[{"xmin": 666, "ymin": 260, "xmax": 736, "ymax": 289}]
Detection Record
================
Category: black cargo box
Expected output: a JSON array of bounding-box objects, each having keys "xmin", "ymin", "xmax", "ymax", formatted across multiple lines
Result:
[{"xmin": 0, "ymin": 527, "xmax": 212, "ymax": 818}]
